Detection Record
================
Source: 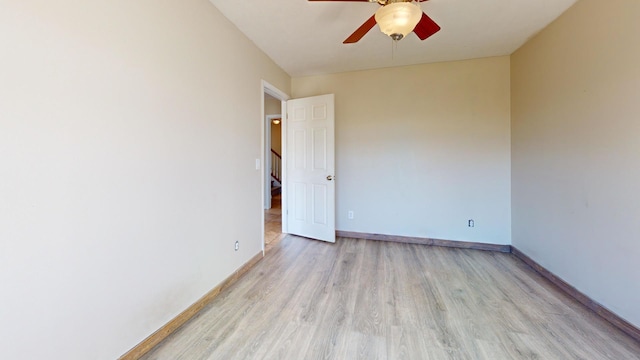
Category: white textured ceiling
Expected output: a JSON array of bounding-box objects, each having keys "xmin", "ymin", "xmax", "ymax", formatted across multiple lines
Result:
[{"xmin": 208, "ymin": 0, "xmax": 577, "ymax": 77}]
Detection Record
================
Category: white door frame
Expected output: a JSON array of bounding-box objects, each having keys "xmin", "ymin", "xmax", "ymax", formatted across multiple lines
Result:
[{"xmin": 261, "ymin": 80, "xmax": 289, "ymax": 252}]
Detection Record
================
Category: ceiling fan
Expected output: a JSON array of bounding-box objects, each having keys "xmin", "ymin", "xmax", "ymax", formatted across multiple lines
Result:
[{"xmin": 309, "ymin": 0, "xmax": 441, "ymax": 44}]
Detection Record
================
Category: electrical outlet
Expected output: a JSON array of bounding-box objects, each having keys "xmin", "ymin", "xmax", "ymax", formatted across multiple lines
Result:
[
  {"xmin": 235, "ymin": 241, "xmax": 239, "ymax": 251},
  {"xmin": 348, "ymin": 211, "xmax": 354, "ymax": 220},
  {"xmin": 468, "ymin": 219, "xmax": 475, "ymax": 228}
]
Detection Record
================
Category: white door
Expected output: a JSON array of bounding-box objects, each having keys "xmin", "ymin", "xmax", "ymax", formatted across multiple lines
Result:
[{"xmin": 286, "ymin": 94, "xmax": 335, "ymax": 243}]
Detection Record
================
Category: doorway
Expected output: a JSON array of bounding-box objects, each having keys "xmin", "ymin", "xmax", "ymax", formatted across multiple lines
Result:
[
  {"xmin": 265, "ymin": 114, "xmax": 282, "ymax": 210},
  {"xmin": 264, "ymin": 103, "xmax": 284, "ymax": 250},
  {"xmin": 261, "ymin": 82, "xmax": 336, "ymax": 249},
  {"xmin": 262, "ymin": 81, "xmax": 289, "ymax": 252}
]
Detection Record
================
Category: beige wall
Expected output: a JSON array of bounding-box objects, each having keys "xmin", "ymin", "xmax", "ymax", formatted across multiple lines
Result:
[
  {"xmin": 0, "ymin": 1, "xmax": 290, "ymax": 359},
  {"xmin": 292, "ymin": 57, "xmax": 512, "ymax": 245},
  {"xmin": 511, "ymin": 0, "xmax": 640, "ymax": 327},
  {"xmin": 271, "ymin": 122, "xmax": 282, "ymax": 154},
  {"xmin": 265, "ymin": 94, "xmax": 282, "ymax": 154},
  {"xmin": 265, "ymin": 94, "xmax": 281, "ymax": 115}
]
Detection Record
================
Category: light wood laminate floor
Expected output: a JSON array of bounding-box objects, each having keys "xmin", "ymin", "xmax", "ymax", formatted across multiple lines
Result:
[{"xmin": 141, "ymin": 236, "xmax": 640, "ymax": 360}]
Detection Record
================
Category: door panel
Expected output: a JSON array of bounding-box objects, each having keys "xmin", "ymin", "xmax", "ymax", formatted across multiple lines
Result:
[{"xmin": 286, "ymin": 94, "xmax": 335, "ymax": 243}]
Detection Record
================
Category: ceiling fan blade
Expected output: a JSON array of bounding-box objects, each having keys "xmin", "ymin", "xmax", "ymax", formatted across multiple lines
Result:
[
  {"xmin": 343, "ymin": 15, "xmax": 377, "ymax": 44},
  {"xmin": 413, "ymin": 12, "xmax": 441, "ymax": 40}
]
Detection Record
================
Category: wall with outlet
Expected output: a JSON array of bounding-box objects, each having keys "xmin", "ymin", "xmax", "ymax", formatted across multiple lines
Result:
[
  {"xmin": 0, "ymin": 1, "xmax": 290, "ymax": 359},
  {"xmin": 511, "ymin": 0, "xmax": 640, "ymax": 328},
  {"xmin": 293, "ymin": 57, "xmax": 511, "ymax": 245}
]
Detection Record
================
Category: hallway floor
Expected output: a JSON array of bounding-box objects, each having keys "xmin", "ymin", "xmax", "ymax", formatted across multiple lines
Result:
[{"xmin": 265, "ymin": 194, "xmax": 285, "ymax": 252}]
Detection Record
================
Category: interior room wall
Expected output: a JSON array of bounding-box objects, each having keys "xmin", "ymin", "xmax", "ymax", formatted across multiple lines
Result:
[
  {"xmin": 511, "ymin": 0, "xmax": 640, "ymax": 327},
  {"xmin": 0, "ymin": 1, "xmax": 290, "ymax": 359},
  {"xmin": 292, "ymin": 57, "xmax": 512, "ymax": 245}
]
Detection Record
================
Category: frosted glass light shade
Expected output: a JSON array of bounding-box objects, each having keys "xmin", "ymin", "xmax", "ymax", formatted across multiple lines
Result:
[{"xmin": 375, "ymin": 2, "xmax": 422, "ymax": 41}]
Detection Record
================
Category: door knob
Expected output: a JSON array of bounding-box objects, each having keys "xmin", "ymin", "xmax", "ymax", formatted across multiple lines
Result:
[{"xmin": 326, "ymin": 175, "xmax": 334, "ymax": 181}]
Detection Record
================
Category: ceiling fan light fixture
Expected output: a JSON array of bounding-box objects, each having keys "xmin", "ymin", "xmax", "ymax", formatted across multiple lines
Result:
[{"xmin": 374, "ymin": 1, "xmax": 422, "ymax": 41}]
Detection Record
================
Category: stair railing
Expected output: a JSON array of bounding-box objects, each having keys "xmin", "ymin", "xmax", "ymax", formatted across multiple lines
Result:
[{"xmin": 271, "ymin": 149, "xmax": 282, "ymax": 183}]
